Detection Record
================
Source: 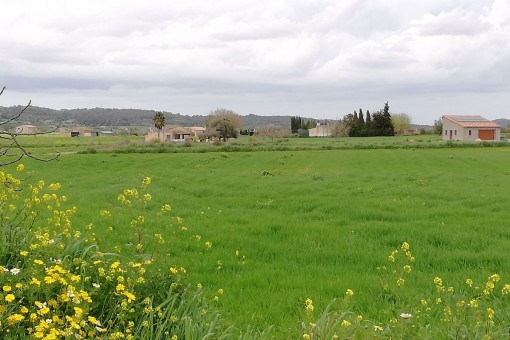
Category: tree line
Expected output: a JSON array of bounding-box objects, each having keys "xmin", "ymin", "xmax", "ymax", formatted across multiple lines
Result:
[
  {"xmin": 343, "ymin": 102, "xmax": 394, "ymax": 137},
  {"xmin": 290, "ymin": 116, "xmax": 317, "ymax": 134}
]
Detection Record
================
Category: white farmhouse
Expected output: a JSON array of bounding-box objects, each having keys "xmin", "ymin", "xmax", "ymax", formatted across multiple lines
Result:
[
  {"xmin": 442, "ymin": 115, "xmax": 501, "ymax": 141},
  {"xmin": 308, "ymin": 123, "xmax": 332, "ymax": 137}
]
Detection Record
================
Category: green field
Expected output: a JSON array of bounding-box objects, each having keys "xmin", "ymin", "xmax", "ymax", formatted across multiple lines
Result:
[{"xmin": 9, "ymin": 136, "xmax": 509, "ymax": 336}]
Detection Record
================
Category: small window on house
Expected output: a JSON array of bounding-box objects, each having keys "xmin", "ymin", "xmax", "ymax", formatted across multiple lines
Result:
[
  {"xmin": 468, "ymin": 130, "xmax": 472, "ymax": 136},
  {"xmin": 444, "ymin": 129, "xmax": 447, "ymax": 135},
  {"xmin": 454, "ymin": 130, "xmax": 457, "ymax": 136}
]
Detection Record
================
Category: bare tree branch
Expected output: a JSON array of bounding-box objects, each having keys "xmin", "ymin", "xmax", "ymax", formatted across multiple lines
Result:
[{"xmin": 0, "ymin": 86, "xmax": 60, "ymax": 166}]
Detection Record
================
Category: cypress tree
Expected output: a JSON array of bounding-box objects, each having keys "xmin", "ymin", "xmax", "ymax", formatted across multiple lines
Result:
[{"xmin": 365, "ymin": 110, "xmax": 372, "ymax": 136}]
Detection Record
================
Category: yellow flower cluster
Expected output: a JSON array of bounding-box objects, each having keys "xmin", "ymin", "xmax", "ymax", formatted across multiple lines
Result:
[
  {"xmin": 305, "ymin": 298, "xmax": 314, "ymax": 313},
  {"xmin": 1, "ymin": 171, "xmax": 199, "ymax": 339}
]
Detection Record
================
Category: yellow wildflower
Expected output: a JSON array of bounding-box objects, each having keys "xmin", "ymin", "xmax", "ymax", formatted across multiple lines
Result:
[
  {"xmin": 341, "ymin": 320, "xmax": 351, "ymax": 327},
  {"xmin": 142, "ymin": 177, "xmax": 152, "ymax": 187},
  {"xmin": 124, "ymin": 291, "xmax": 136, "ymax": 303},
  {"xmin": 88, "ymin": 316, "xmax": 100, "ymax": 326},
  {"xmin": 468, "ymin": 299, "xmax": 478, "ymax": 308},
  {"xmin": 7, "ymin": 313, "xmax": 25, "ymax": 325}
]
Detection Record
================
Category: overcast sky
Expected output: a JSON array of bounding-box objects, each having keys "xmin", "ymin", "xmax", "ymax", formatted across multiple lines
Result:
[{"xmin": 1, "ymin": 0, "xmax": 509, "ymax": 124}]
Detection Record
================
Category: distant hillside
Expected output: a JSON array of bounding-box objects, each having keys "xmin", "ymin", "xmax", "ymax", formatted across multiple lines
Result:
[
  {"xmin": 0, "ymin": 105, "xmax": 333, "ymax": 130},
  {"xmin": 494, "ymin": 119, "xmax": 510, "ymax": 128}
]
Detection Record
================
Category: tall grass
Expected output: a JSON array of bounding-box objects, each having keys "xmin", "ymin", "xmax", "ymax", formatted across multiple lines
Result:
[{"xmin": 13, "ymin": 146, "xmax": 510, "ymax": 336}]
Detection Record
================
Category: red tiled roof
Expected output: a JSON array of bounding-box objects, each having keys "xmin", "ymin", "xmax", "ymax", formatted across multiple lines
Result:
[{"xmin": 442, "ymin": 115, "xmax": 501, "ymax": 128}]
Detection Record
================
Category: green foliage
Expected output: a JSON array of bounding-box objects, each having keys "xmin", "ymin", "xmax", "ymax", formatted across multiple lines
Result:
[
  {"xmin": 5, "ymin": 146, "xmax": 510, "ymax": 337},
  {"xmin": 297, "ymin": 128, "xmax": 309, "ymax": 138},
  {"xmin": 206, "ymin": 109, "xmax": 241, "ymax": 141},
  {"xmin": 291, "ymin": 116, "xmax": 316, "ymax": 134},
  {"xmin": 0, "ymin": 168, "xmax": 242, "ymax": 339},
  {"xmin": 434, "ymin": 118, "xmax": 443, "ymax": 135},
  {"xmin": 301, "ymin": 243, "xmax": 510, "ymax": 338},
  {"xmin": 152, "ymin": 111, "xmax": 165, "ymax": 132},
  {"xmin": 391, "ymin": 113, "xmax": 412, "ymax": 134},
  {"xmin": 345, "ymin": 102, "xmax": 394, "ymax": 137}
]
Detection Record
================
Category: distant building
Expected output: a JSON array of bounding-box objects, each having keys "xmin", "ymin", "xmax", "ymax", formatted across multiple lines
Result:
[
  {"xmin": 15, "ymin": 124, "xmax": 40, "ymax": 134},
  {"xmin": 145, "ymin": 125, "xmax": 205, "ymax": 143},
  {"xmin": 308, "ymin": 123, "xmax": 333, "ymax": 137},
  {"xmin": 57, "ymin": 127, "xmax": 100, "ymax": 137},
  {"xmin": 442, "ymin": 115, "xmax": 501, "ymax": 141}
]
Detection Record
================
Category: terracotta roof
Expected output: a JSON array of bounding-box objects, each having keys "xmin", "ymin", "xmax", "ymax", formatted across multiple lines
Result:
[
  {"xmin": 170, "ymin": 126, "xmax": 192, "ymax": 134},
  {"xmin": 442, "ymin": 115, "xmax": 500, "ymax": 128}
]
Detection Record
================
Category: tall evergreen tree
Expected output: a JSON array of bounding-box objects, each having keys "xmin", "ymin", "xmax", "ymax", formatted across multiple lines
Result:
[
  {"xmin": 357, "ymin": 108, "xmax": 365, "ymax": 136},
  {"xmin": 382, "ymin": 102, "xmax": 395, "ymax": 136},
  {"xmin": 365, "ymin": 110, "xmax": 372, "ymax": 136}
]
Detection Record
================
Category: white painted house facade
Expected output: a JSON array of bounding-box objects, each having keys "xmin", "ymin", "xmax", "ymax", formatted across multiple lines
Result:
[
  {"xmin": 308, "ymin": 123, "xmax": 333, "ymax": 137},
  {"xmin": 442, "ymin": 115, "xmax": 501, "ymax": 141}
]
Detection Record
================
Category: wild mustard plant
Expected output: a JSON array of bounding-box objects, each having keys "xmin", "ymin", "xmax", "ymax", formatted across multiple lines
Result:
[
  {"xmin": 302, "ymin": 241, "xmax": 510, "ymax": 338},
  {"xmin": 300, "ymin": 289, "xmax": 369, "ymax": 339},
  {"xmin": 415, "ymin": 272, "xmax": 510, "ymax": 338},
  {"xmin": 0, "ymin": 166, "xmax": 236, "ymax": 339}
]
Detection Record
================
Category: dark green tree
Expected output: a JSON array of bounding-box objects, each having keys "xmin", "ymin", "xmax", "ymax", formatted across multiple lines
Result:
[
  {"xmin": 382, "ymin": 102, "xmax": 395, "ymax": 136},
  {"xmin": 365, "ymin": 110, "xmax": 372, "ymax": 136},
  {"xmin": 343, "ymin": 113, "xmax": 358, "ymax": 137},
  {"xmin": 152, "ymin": 111, "xmax": 165, "ymax": 138},
  {"xmin": 371, "ymin": 102, "xmax": 394, "ymax": 136},
  {"xmin": 433, "ymin": 118, "xmax": 443, "ymax": 135},
  {"xmin": 206, "ymin": 108, "xmax": 241, "ymax": 141},
  {"xmin": 291, "ymin": 116, "xmax": 305, "ymax": 133},
  {"xmin": 358, "ymin": 109, "xmax": 365, "ymax": 136}
]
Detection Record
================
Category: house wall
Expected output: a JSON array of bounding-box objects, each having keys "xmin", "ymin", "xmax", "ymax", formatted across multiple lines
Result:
[
  {"xmin": 15, "ymin": 125, "xmax": 39, "ymax": 134},
  {"xmin": 145, "ymin": 130, "xmax": 192, "ymax": 143},
  {"xmin": 145, "ymin": 131, "xmax": 165, "ymax": 142},
  {"xmin": 442, "ymin": 119, "xmax": 460, "ymax": 141},
  {"xmin": 443, "ymin": 119, "xmax": 500, "ymax": 141},
  {"xmin": 309, "ymin": 125, "xmax": 332, "ymax": 137}
]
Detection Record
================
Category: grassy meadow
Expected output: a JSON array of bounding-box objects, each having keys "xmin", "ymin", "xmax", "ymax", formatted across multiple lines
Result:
[{"xmin": 8, "ymin": 135, "xmax": 510, "ymax": 336}]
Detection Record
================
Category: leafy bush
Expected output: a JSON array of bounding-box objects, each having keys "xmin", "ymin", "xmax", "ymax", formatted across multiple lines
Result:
[{"xmin": 0, "ymin": 166, "xmax": 236, "ymax": 339}]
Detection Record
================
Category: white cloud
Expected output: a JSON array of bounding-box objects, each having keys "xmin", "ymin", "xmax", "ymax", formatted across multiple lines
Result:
[{"xmin": 1, "ymin": 0, "xmax": 509, "ymax": 124}]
